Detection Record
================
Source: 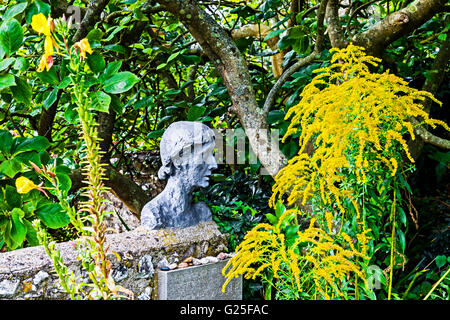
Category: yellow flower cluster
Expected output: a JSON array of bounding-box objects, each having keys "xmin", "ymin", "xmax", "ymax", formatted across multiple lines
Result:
[
  {"xmin": 31, "ymin": 13, "xmax": 58, "ymax": 72},
  {"xmin": 270, "ymin": 44, "xmax": 448, "ymax": 212},
  {"xmin": 222, "ymin": 210, "xmax": 370, "ymax": 299}
]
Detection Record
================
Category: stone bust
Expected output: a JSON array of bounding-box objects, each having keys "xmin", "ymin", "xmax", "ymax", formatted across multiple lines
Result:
[{"xmin": 141, "ymin": 121, "xmax": 218, "ymax": 230}]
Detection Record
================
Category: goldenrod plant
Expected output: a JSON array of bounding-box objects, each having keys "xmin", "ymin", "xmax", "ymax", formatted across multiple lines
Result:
[
  {"xmin": 223, "ymin": 44, "xmax": 449, "ymax": 300},
  {"xmin": 19, "ymin": 13, "xmax": 137, "ymax": 300}
]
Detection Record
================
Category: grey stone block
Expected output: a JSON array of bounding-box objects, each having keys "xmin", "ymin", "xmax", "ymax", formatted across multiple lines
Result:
[{"xmin": 157, "ymin": 259, "xmax": 242, "ymax": 300}]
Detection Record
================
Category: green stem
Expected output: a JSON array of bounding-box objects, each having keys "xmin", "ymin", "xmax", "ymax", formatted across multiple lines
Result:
[
  {"xmin": 388, "ymin": 191, "xmax": 396, "ymax": 300},
  {"xmin": 423, "ymin": 267, "xmax": 450, "ymax": 300}
]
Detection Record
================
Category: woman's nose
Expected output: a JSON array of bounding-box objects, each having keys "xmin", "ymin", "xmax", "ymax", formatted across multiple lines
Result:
[{"xmin": 208, "ymin": 154, "xmax": 218, "ymax": 170}]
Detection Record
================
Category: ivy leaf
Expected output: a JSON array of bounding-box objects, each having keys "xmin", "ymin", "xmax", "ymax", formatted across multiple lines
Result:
[{"xmin": 103, "ymin": 71, "xmax": 139, "ymax": 94}]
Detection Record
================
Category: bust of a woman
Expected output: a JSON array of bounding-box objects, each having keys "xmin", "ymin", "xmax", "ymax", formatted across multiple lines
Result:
[{"xmin": 141, "ymin": 121, "xmax": 218, "ymax": 230}]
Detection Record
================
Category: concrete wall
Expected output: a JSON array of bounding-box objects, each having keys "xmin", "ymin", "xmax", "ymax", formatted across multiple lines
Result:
[{"xmin": 0, "ymin": 222, "xmax": 229, "ymax": 300}]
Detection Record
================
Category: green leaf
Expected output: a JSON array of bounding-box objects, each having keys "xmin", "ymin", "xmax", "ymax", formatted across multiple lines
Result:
[
  {"xmin": 179, "ymin": 55, "xmax": 202, "ymax": 65},
  {"xmin": 35, "ymin": 202, "xmax": 70, "ymax": 229},
  {"xmin": 36, "ymin": 67, "xmax": 59, "ymax": 86},
  {"xmin": 5, "ymin": 184, "xmax": 22, "ymax": 210},
  {"xmin": 3, "ymin": 2, "xmax": 28, "ymax": 20},
  {"xmin": 263, "ymin": 28, "xmax": 287, "ymax": 41},
  {"xmin": 56, "ymin": 173, "xmax": 71, "ymax": 195},
  {"xmin": 187, "ymin": 105, "xmax": 206, "ymax": 121},
  {"xmin": 13, "ymin": 56, "xmax": 29, "ymax": 71},
  {"xmin": 0, "ymin": 158, "xmax": 22, "ymax": 177},
  {"xmin": 13, "ymin": 136, "xmax": 50, "ymax": 155},
  {"xmin": 42, "ymin": 88, "xmax": 58, "ymax": 109},
  {"xmin": 25, "ymin": 0, "xmax": 51, "ymax": 24},
  {"xmin": 14, "ymin": 151, "xmax": 42, "ymax": 167},
  {"xmin": 109, "ymin": 94, "xmax": 123, "ymax": 114},
  {"xmin": 0, "ymin": 130, "xmax": 13, "ymax": 154},
  {"xmin": 103, "ymin": 71, "xmax": 139, "ymax": 94},
  {"xmin": 0, "ymin": 57, "xmax": 15, "ymax": 72},
  {"xmin": 104, "ymin": 44, "xmax": 126, "ymax": 54},
  {"xmin": 86, "ymin": 28, "xmax": 104, "ymax": 42},
  {"xmin": 266, "ymin": 213, "xmax": 278, "ymax": 225},
  {"xmin": 24, "ymin": 219, "xmax": 39, "ymax": 247},
  {"xmin": 87, "ymin": 51, "xmax": 106, "ymax": 73},
  {"xmin": 90, "ymin": 91, "xmax": 111, "ymax": 113},
  {"xmin": 0, "ymin": 18, "xmax": 24, "ymax": 56},
  {"xmin": 0, "ymin": 73, "xmax": 16, "ymax": 91},
  {"xmin": 267, "ymin": 110, "xmax": 286, "ymax": 124},
  {"xmin": 147, "ymin": 129, "xmax": 164, "ymax": 139},
  {"xmin": 167, "ymin": 51, "xmax": 181, "ymax": 63},
  {"xmin": 156, "ymin": 63, "xmax": 167, "ymax": 70},
  {"xmin": 64, "ymin": 103, "xmax": 78, "ymax": 124},
  {"xmin": 100, "ymin": 61, "xmax": 122, "ymax": 83},
  {"xmin": 10, "ymin": 76, "xmax": 32, "ymax": 106},
  {"xmin": 398, "ymin": 229, "xmax": 405, "ymax": 253},
  {"xmin": 436, "ymin": 255, "xmax": 447, "ymax": 268},
  {"xmin": 5, "ymin": 208, "xmax": 27, "ymax": 249}
]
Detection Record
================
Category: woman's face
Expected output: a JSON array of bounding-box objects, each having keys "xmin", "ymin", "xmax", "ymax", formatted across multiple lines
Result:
[{"xmin": 172, "ymin": 140, "xmax": 218, "ymax": 188}]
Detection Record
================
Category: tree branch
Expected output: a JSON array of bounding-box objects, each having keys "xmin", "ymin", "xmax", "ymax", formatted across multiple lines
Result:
[
  {"xmin": 326, "ymin": 0, "xmax": 347, "ymax": 49},
  {"xmin": 353, "ymin": 0, "xmax": 447, "ymax": 56},
  {"xmin": 157, "ymin": 0, "xmax": 287, "ymax": 177},
  {"xmin": 73, "ymin": 0, "xmax": 110, "ymax": 42},
  {"xmin": 262, "ymin": 0, "xmax": 329, "ymax": 114}
]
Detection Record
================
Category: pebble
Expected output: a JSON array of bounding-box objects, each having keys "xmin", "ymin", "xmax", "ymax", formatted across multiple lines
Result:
[
  {"xmin": 169, "ymin": 263, "xmax": 178, "ymax": 270},
  {"xmin": 177, "ymin": 262, "xmax": 189, "ymax": 269},
  {"xmin": 33, "ymin": 271, "xmax": 49, "ymax": 286},
  {"xmin": 192, "ymin": 258, "xmax": 202, "ymax": 266},
  {"xmin": 217, "ymin": 252, "xmax": 226, "ymax": 260},
  {"xmin": 206, "ymin": 256, "xmax": 219, "ymax": 263},
  {"xmin": 160, "ymin": 266, "xmax": 170, "ymax": 271}
]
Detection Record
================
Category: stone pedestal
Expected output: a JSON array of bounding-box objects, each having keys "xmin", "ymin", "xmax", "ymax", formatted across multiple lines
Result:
[
  {"xmin": 0, "ymin": 222, "xmax": 230, "ymax": 300},
  {"xmin": 157, "ymin": 259, "xmax": 242, "ymax": 300}
]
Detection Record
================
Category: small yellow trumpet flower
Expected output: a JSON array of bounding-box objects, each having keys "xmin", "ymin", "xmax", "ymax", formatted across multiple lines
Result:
[
  {"xmin": 16, "ymin": 176, "xmax": 39, "ymax": 194},
  {"xmin": 74, "ymin": 38, "xmax": 93, "ymax": 59},
  {"xmin": 31, "ymin": 13, "xmax": 52, "ymax": 36}
]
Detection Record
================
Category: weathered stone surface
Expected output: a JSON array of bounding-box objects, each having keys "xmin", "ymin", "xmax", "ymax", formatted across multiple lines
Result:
[
  {"xmin": 0, "ymin": 278, "xmax": 20, "ymax": 298},
  {"xmin": 158, "ymin": 259, "xmax": 242, "ymax": 300},
  {"xmin": 0, "ymin": 221, "xmax": 228, "ymax": 300}
]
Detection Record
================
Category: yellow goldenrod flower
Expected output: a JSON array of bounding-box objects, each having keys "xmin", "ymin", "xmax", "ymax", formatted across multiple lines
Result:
[
  {"xmin": 16, "ymin": 176, "xmax": 39, "ymax": 194},
  {"xmin": 74, "ymin": 38, "xmax": 93, "ymax": 59}
]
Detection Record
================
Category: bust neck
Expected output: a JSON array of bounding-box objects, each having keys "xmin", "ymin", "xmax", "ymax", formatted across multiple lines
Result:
[{"xmin": 162, "ymin": 175, "xmax": 194, "ymax": 215}]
